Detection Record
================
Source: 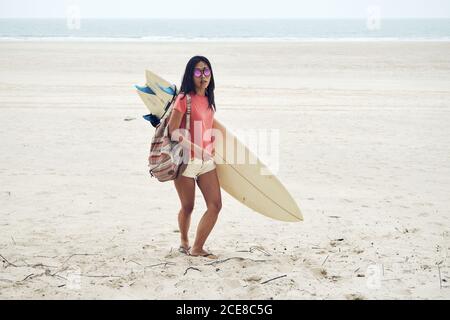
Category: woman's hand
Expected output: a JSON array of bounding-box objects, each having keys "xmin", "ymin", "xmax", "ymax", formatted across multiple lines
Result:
[
  {"xmin": 202, "ymin": 147, "xmax": 215, "ymax": 161},
  {"xmin": 202, "ymin": 149, "xmax": 212, "ymax": 161},
  {"xmin": 203, "ymin": 137, "xmax": 215, "ymax": 160},
  {"xmin": 210, "ymin": 136, "xmax": 216, "ymax": 156}
]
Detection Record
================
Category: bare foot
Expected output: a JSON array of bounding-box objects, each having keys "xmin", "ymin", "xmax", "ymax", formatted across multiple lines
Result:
[
  {"xmin": 190, "ymin": 248, "xmax": 218, "ymax": 259},
  {"xmin": 178, "ymin": 241, "xmax": 191, "ymax": 255}
]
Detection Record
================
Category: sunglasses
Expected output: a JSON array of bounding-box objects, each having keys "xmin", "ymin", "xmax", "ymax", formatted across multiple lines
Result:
[{"xmin": 193, "ymin": 67, "xmax": 211, "ymax": 78}]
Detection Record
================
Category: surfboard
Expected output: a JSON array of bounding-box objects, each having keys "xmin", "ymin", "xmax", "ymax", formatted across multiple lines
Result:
[
  {"xmin": 145, "ymin": 70, "xmax": 178, "ymax": 102},
  {"xmin": 135, "ymin": 85, "xmax": 166, "ymax": 118},
  {"xmin": 136, "ymin": 71, "xmax": 303, "ymax": 222}
]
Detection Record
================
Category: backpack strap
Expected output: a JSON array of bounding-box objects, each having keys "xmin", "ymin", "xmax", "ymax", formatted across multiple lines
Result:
[
  {"xmin": 186, "ymin": 94, "xmax": 191, "ymax": 132},
  {"xmin": 164, "ymin": 93, "xmax": 191, "ymax": 138}
]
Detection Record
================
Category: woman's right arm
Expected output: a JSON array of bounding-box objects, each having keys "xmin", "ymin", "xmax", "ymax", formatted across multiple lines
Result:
[
  {"xmin": 168, "ymin": 108, "xmax": 184, "ymax": 140},
  {"xmin": 167, "ymin": 109, "xmax": 196, "ymax": 152}
]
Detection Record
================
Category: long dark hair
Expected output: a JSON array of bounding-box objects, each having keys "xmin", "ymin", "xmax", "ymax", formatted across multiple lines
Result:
[{"xmin": 179, "ymin": 56, "xmax": 216, "ymax": 111}]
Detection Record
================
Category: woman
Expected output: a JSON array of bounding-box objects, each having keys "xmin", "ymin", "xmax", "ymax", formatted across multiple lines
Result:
[{"xmin": 168, "ymin": 56, "xmax": 221, "ymax": 259}]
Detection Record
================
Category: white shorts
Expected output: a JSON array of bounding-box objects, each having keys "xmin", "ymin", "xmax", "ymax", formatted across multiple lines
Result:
[{"xmin": 182, "ymin": 158, "xmax": 216, "ymax": 179}]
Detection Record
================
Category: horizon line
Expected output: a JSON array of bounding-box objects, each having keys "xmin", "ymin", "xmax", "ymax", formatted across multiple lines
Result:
[{"xmin": 1, "ymin": 17, "xmax": 450, "ymax": 20}]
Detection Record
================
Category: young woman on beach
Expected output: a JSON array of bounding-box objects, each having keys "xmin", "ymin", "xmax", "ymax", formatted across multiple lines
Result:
[{"xmin": 167, "ymin": 56, "xmax": 221, "ymax": 259}]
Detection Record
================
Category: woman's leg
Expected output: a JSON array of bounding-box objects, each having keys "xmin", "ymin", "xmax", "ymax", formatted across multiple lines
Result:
[
  {"xmin": 174, "ymin": 175, "xmax": 196, "ymax": 251},
  {"xmin": 191, "ymin": 169, "xmax": 222, "ymax": 256}
]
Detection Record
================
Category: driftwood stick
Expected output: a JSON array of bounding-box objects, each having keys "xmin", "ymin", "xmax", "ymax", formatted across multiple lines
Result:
[
  {"xmin": 145, "ymin": 262, "xmax": 176, "ymax": 269},
  {"xmin": 321, "ymin": 255, "xmax": 330, "ymax": 266},
  {"xmin": 62, "ymin": 253, "xmax": 99, "ymax": 265},
  {"xmin": 237, "ymin": 246, "xmax": 271, "ymax": 256},
  {"xmin": 20, "ymin": 272, "xmax": 46, "ymax": 282},
  {"xmin": 34, "ymin": 255, "xmax": 59, "ymax": 259},
  {"xmin": 21, "ymin": 273, "xmax": 35, "ymax": 281},
  {"xmin": 30, "ymin": 263, "xmax": 59, "ymax": 269},
  {"xmin": 249, "ymin": 246, "xmax": 271, "ymax": 256},
  {"xmin": 205, "ymin": 257, "xmax": 267, "ymax": 266},
  {"xmin": 51, "ymin": 266, "xmax": 69, "ymax": 277},
  {"xmin": 184, "ymin": 267, "xmax": 201, "ymax": 276},
  {"xmin": 261, "ymin": 275, "xmax": 287, "ymax": 285},
  {"xmin": 0, "ymin": 254, "xmax": 17, "ymax": 267},
  {"xmin": 438, "ymin": 264, "xmax": 442, "ymax": 289},
  {"xmin": 80, "ymin": 274, "xmax": 122, "ymax": 278}
]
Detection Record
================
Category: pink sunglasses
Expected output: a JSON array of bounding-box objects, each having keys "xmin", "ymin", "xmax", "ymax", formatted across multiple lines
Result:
[{"xmin": 193, "ymin": 67, "xmax": 211, "ymax": 78}]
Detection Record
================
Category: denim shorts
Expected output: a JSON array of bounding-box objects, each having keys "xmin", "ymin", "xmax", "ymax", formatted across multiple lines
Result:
[{"xmin": 182, "ymin": 158, "xmax": 216, "ymax": 179}]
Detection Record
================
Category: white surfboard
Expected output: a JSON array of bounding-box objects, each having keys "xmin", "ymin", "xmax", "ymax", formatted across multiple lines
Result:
[
  {"xmin": 136, "ymin": 71, "xmax": 303, "ymax": 222},
  {"xmin": 135, "ymin": 88, "xmax": 166, "ymax": 118},
  {"xmin": 145, "ymin": 70, "xmax": 177, "ymax": 103},
  {"xmin": 212, "ymin": 120, "xmax": 302, "ymax": 222}
]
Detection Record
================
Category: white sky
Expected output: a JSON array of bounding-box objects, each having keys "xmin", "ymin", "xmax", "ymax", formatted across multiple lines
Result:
[{"xmin": 1, "ymin": 0, "xmax": 449, "ymax": 19}]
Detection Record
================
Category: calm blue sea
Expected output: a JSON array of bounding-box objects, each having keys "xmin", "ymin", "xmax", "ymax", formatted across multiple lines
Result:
[{"xmin": 0, "ymin": 19, "xmax": 449, "ymax": 41}]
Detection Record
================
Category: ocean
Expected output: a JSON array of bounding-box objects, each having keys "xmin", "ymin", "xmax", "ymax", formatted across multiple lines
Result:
[{"xmin": 0, "ymin": 18, "xmax": 449, "ymax": 41}]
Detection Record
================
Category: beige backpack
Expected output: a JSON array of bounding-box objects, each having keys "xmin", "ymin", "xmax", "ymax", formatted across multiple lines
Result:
[{"xmin": 148, "ymin": 94, "xmax": 191, "ymax": 182}]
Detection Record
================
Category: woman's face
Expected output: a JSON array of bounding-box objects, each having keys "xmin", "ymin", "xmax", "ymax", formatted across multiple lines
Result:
[{"xmin": 193, "ymin": 61, "xmax": 211, "ymax": 92}]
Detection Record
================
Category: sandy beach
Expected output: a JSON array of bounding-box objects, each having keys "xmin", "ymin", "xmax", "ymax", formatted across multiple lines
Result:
[{"xmin": 0, "ymin": 40, "xmax": 449, "ymax": 299}]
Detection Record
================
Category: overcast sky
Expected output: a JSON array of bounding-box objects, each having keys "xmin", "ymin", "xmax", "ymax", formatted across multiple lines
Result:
[{"xmin": 1, "ymin": 0, "xmax": 449, "ymax": 19}]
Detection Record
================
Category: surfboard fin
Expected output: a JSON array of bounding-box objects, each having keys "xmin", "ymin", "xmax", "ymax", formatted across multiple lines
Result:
[
  {"xmin": 143, "ymin": 114, "xmax": 160, "ymax": 127},
  {"xmin": 135, "ymin": 85, "xmax": 155, "ymax": 95},
  {"xmin": 156, "ymin": 83, "xmax": 177, "ymax": 96}
]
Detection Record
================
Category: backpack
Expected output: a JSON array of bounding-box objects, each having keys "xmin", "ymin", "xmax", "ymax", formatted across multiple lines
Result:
[{"xmin": 148, "ymin": 93, "xmax": 191, "ymax": 182}]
